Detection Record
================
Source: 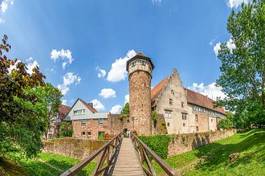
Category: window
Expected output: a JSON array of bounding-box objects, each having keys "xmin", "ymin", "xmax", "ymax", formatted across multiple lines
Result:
[
  {"xmin": 131, "ymin": 61, "xmax": 136, "ymax": 67},
  {"xmin": 87, "ymin": 131, "xmax": 91, "ymax": 135},
  {"xmin": 167, "ymin": 122, "xmax": 170, "ymax": 127},
  {"xmin": 164, "ymin": 110, "xmax": 172, "ymax": 118},
  {"xmin": 195, "ymin": 114, "xmax": 198, "ymax": 122},
  {"xmin": 127, "ymin": 119, "xmax": 130, "ymax": 123},
  {"xmin": 182, "ymin": 113, "xmax": 187, "ymax": 120},
  {"xmin": 81, "ymin": 131, "xmax": 86, "ymax": 136},
  {"xmin": 196, "ymin": 126, "xmax": 199, "ymax": 131},
  {"xmin": 171, "ymin": 90, "xmax": 174, "ymax": 95},
  {"xmin": 181, "ymin": 102, "xmax": 184, "ymax": 108},
  {"xmin": 141, "ymin": 60, "xmax": 146, "ymax": 66},
  {"xmin": 98, "ymin": 131, "xmax": 105, "ymax": 140},
  {"xmin": 183, "ymin": 123, "xmax": 186, "ymax": 127},
  {"xmin": 211, "ymin": 118, "xmax": 214, "ymax": 122},
  {"xmin": 74, "ymin": 109, "xmax": 85, "ymax": 115},
  {"xmin": 169, "ymin": 98, "xmax": 173, "ymax": 105},
  {"xmin": 81, "ymin": 121, "xmax": 86, "ymax": 126},
  {"xmin": 98, "ymin": 118, "xmax": 104, "ymax": 125}
]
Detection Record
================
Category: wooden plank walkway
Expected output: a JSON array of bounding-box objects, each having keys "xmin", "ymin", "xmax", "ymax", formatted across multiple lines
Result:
[{"xmin": 112, "ymin": 138, "xmax": 145, "ymax": 176}]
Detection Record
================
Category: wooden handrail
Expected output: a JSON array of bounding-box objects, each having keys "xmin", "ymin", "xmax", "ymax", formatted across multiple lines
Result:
[
  {"xmin": 131, "ymin": 133, "xmax": 177, "ymax": 176},
  {"xmin": 60, "ymin": 132, "xmax": 123, "ymax": 176}
]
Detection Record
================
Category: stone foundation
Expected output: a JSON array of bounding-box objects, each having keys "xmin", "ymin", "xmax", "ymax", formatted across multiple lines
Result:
[
  {"xmin": 168, "ymin": 129, "xmax": 236, "ymax": 156},
  {"xmin": 43, "ymin": 137, "xmax": 106, "ymax": 159}
]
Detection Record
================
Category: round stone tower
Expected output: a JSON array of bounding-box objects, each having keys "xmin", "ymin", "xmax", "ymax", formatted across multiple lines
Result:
[{"xmin": 126, "ymin": 52, "xmax": 154, "ymax": 135}]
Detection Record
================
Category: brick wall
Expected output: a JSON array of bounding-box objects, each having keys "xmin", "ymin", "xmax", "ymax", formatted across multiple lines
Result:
[
  {"xmin": 167, "ymin": 129, "xmax": 236, "ymax": 156},
  {"xmin": 43, "ymin": 137, "xmax": 106, "ymax": 159}
]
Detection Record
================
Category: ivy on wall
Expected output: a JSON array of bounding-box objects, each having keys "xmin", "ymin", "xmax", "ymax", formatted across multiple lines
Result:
[{"xmin": 139, "ymin": 135, "xmax": 171, "ymax": 159}]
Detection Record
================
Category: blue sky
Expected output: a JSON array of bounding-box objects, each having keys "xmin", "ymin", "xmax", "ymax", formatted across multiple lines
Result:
[{"xmin": 0, "ymin": 0, "xmax": 248, "ymax": 113}]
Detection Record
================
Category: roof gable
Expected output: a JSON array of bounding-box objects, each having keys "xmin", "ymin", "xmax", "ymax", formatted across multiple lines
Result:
[{"xmin": 151, "ymin": 76, "xmax": 225, "ymax": 115}]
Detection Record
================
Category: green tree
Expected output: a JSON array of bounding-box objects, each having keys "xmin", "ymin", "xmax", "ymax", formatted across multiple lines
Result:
[
  {"xmin": 218, "ymin": 112, "xmax": 234, "ymax": 129},
  {"xmin": 0, "ymin": 35, "xmax": 60, "ymax": 158},
  {"xmin": 121, "ymin": 103, "xmax": 129, "ymax": 116},
  {"xmin": 59, "ymin": 121, "xmax": 73, "ymax": 137},
  {"xmin": 44, "ymin": 83, "xmax": 62, "ymax": 139},
  {"xmin": 217, "ymin": 0, "xmax": 265, "ymax": 128}
]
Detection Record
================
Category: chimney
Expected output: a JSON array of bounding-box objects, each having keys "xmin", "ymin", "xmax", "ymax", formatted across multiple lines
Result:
[{"xmin": 88, "ymin": 103, "xmax": 93, "ymax": 108}]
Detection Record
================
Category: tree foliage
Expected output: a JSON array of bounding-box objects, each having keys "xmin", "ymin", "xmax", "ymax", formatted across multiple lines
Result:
[
  {"xmin": 0, "ymin": 35, "xmax": 61, "ymax": 158},
  {"xmin": 218, "ymin": 113, "xmax": 234, "ymax": 129},
  {"xmin": 59, "ymin": 121, "xmax": 73, "ymax": 137},
  {"xmin": 121, "ymin": 103, "xmax": 129, "ymax": 116},
  {"xmin": 217, "ymin": 0, "xmax": 265, "ymax": 128}
]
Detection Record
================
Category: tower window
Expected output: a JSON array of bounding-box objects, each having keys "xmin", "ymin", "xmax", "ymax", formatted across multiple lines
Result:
[
  {"xmin": 196, "ymin": 126, "xmax": 199, "ymax": 131},
  {"xmin": 183, "ymin": 123, "xmax": 186, "ymax": 127},
  {"xmin": 167, "ymin": 122, "xmax": 170, "ymax": 127}
]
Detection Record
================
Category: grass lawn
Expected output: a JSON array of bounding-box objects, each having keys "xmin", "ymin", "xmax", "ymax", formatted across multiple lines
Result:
[
  {"xmin": 155, "ymin": 129, "xmax": 265, "ymax": 176},
  {"xmin": 0, "ymin": 152, "xmax": 96, "ymax": 176}
]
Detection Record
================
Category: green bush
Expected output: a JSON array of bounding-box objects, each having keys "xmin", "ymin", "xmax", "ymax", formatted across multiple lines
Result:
[
  {"xmin": 59, "ymin": 121, "xmax": 73, "ymax": 137},
  {"xmin": 139, "ymin": 135, "xmax": 171, "ymax": 159},
  {"xmin": 218, "ymin": 112, "xmax": 234, "ymax": 129}
]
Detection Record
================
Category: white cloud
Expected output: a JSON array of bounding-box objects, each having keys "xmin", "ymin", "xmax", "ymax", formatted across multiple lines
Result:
[
  {"xmin": 124, "ymin": 94, "xmax": 129, "ymax": 104},
  {"xmin": 106, "ymin": 50, "xmax": 137, "ymax": 82},
  {"xmin": 91, "ymin": 99, "xmax": 105, "ymax": 111},
  {"xmin": 0, "ymin": 0, "xmax": 14, "ymax": 23},
  {"xmin": 99, "ymin": 88, "xmax": 116, "ymax": 99},
  {"xmin": 152, "ymin": 0, "xmax": 162, "ymax": 5},
  {"xmin": 57, "ymin": 72, "xmax": 81, "ymax": 95},
  {"xmin": 96, "ymin": 67, "xmax": 106, "ymax": 78},
  {"xmin": 227, "ymin": 0, "xmax": 250, "ymax": 8},
  {"xmin": 7, "ymin": 57, "xmax": 39, "ymax": 75},
  {"xmin": 110, "ymin": 105, "xmax": 122, "ymax": 114},
  {"xmin": 26, "ymin": 57, "xmax": 39, "ymax": 75},
  {"xmin": 213, "ymin": 42, "xmax": 221, "ymax": 56},
  {"xmin": 0, "ymin": 0, "xmax": 14, "ymax": 13},
  {"xmin": 188, "ymin": 82, "xmax": 226, "ymax": 101},
  {"xmin": 7, "ymin": 59, "xmax": 21, "ymax": 74},
  {"xmin": 62, "ymin": 99, "xmax": 68, "ymax": 105},
  {"xmin": 213, "ymin": 38, "xmax": 236, "ymax": 56},
  {"xmin": 226, "ymin": 38, "xmax": 236, "ymax": 53},
  {"xmin": 50, "ymin": 49, "xmax": 73, "ymax": 69}
]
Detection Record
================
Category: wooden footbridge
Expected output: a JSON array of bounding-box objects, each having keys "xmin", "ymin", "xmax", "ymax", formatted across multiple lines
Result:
[{"xmin": 60, "ymin": 132, "xmax": 177, "ymax": 176}]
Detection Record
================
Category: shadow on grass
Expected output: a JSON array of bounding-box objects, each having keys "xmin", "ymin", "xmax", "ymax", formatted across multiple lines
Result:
[
  {"xmin": 193, "ymin": 129, "xmax": 265, "ymax": 171},
  {"xmin": 21, "ymin": 157, "xmax": 95, "ymax": 176},
  {"xmin": 0, "ymin": 157, "xmax": 27, "ymax": 176}
]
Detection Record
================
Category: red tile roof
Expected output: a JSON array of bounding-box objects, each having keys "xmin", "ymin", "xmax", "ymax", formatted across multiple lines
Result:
[
  {"xmin": 78, "ymin": 98, "xmax": 97, "ymax": 113},
  {"xmin": 185, "ymin": 88, "xmax": 225, "ymax": 114},
  {"xmin": 151, "ymin": 78, "xmax": 169, "ymax": 101},
  {"xmin": 151, "ymin": 78, "xmax": 225, "ymax": 115},
  {"xmin": 58, "ymin": 104, "xmax": 71, "ymax": 120}
]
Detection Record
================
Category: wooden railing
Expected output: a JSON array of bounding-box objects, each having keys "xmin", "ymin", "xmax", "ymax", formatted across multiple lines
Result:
[
  {"xmin": 60, "ymin": 132, "xmax": 123, "ymax": 176},
  {"xmin": 131, "ymin": 133, "xmax": 177, "ymax": 176}
]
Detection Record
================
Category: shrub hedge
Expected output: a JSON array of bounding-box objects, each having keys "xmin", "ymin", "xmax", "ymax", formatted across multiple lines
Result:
[{"xmin": 139, "ymin": 135, "xmax": 171, "ymax": 159}]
